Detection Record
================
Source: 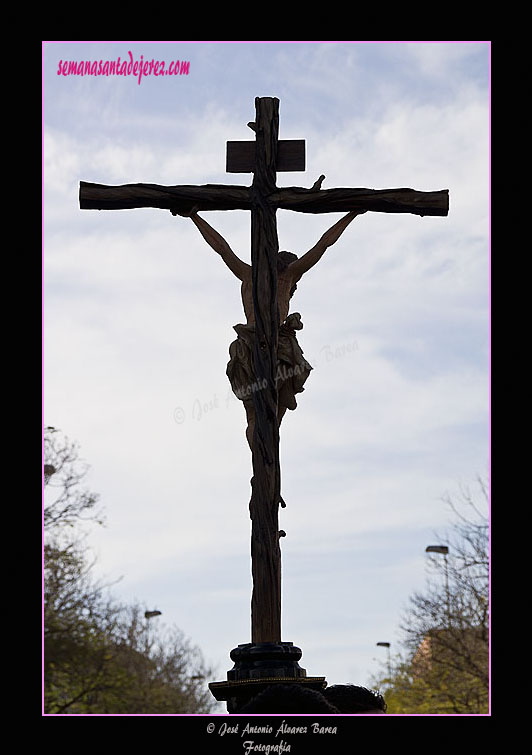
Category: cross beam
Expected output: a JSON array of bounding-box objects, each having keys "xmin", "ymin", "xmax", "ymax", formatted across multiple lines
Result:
[
  {"xmin": 79, "ymin": 97, "xmax": 449, "ymax": 645},
  {"xmin": 80, "ymin": 181, "xmax": 448, "ymax": 216}
]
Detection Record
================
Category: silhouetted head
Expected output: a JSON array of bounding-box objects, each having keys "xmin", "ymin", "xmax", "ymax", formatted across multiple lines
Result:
[
  {"xmin": 239, "ymin": 683, "xmax": 339, "ymax": 714},
  {"xmin": 277, "ymin": 251, "xmax": 298, "ymax": 273},
  {"xmin": 323, "ymin": 685, "xmax": 387, "ymax": 714}
]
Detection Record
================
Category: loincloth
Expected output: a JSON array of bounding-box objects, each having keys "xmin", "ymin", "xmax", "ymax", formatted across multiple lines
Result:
[{"xmin": 226, "ymin": 312, "xmax": 312, "ymax": 411}]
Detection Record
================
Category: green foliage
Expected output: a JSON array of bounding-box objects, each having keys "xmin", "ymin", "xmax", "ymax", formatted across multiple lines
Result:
[
  {"xmin": 43, "ymin": 428, "xmax": 217, "ymax": 714},
  {"xmin": 378, "ymin": 654, "xmax": 488, "ymax": 714}
]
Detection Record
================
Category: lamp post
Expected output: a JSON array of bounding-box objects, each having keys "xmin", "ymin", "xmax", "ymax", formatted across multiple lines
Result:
[
  {"xmin": 143, "ymin": 609, "xmax": 162, "ymax": 656},
  {"xmin": 376, "ymin": 641, "xmax": 391, "ymax": 682},
  {"xmin": 425, "ymin": 544, "xmax": 450, "ymax": 625}
]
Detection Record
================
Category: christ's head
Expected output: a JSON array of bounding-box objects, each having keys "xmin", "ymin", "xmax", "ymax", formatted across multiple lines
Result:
[{"xmin": 277, "ymin": 251, "xmax": 298, "ymax": 273}]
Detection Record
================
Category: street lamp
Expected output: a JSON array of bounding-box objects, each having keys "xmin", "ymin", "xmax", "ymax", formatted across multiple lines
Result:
[
  {"xmin": 43, "ymin": 464, "xmax": 56, "ymax": 484},
  {"xmin": 425, "ymin": 545, "xmax": 450, "ymax": 625},
  {"xmin": 144, "ymin": 610, "xmax": 162, "ymax": 619},
  {"xmin": 376, "ymin": 641, "xmax": 391, "ymax": 681}
]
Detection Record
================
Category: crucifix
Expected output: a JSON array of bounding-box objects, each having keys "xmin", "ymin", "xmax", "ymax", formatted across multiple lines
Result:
[{"xmin": 80, "ymin": 96, "xmax": 448, "ymax": 707}]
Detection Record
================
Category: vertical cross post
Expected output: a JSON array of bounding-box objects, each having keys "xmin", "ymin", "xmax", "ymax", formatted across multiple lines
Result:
[{"xmin": 249, "ymin": 97, "xmax": 282, "ymax": 643}]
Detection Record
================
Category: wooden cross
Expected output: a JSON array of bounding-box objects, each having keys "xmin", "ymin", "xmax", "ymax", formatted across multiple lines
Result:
[{"xmin": 79, "ymin": 96, "xmax": 448, "ymax": 646}]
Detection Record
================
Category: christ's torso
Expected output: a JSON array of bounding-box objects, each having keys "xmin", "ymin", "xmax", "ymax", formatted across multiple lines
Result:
[{"xmin": 241, "ymin": 270, "xmax": 294, "ymax": 326}]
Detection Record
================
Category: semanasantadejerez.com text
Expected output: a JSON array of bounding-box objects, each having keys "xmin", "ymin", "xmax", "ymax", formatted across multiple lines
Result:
[{"xmin": 57, "ymin": 51, "xmax": 190, "ymax": 84}]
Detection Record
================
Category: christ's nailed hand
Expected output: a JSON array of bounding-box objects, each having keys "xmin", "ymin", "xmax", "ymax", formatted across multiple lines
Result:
[{"xmin": 171, "ymin": 205, "xmax": 199, "ymax": 217}]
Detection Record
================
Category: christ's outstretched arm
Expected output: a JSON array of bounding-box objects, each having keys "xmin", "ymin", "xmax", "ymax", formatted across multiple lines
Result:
[
  {"xmin": 288, "ymin": 210, "xmax": 366, "ymax": 281},
  {"xmin": 173, "ymin": 208, "xmax": 250, "ymax": 282}
]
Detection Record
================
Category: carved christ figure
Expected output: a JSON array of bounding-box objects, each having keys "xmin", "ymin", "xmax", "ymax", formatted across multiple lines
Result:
[{"xmin": 174, "ymin": 209, "xmax": 365, "ymax": 449}]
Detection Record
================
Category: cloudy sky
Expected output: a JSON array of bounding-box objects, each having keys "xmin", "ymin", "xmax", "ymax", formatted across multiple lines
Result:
[{"xmin": 43, "ymin": 41, "xmax": 490, "ymax": 706}]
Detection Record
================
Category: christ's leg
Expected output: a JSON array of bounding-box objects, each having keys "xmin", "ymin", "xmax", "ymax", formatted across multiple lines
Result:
[
  {"xmin": 244, "ymin": 400, "xmax": 255, "ymax": 450},
  {"xmin": 245, "ymin": 403, "xmax": 286, "ymax": 450},
  {"xmin": 246, "ymin": 401, "xmax": 287, "ymax": 510}
]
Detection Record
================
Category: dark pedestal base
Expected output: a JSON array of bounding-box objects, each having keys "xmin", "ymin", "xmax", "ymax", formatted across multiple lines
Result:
[{"xmin": 209, "ymin": 642, "xmax": 326, "ymax": 713}]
